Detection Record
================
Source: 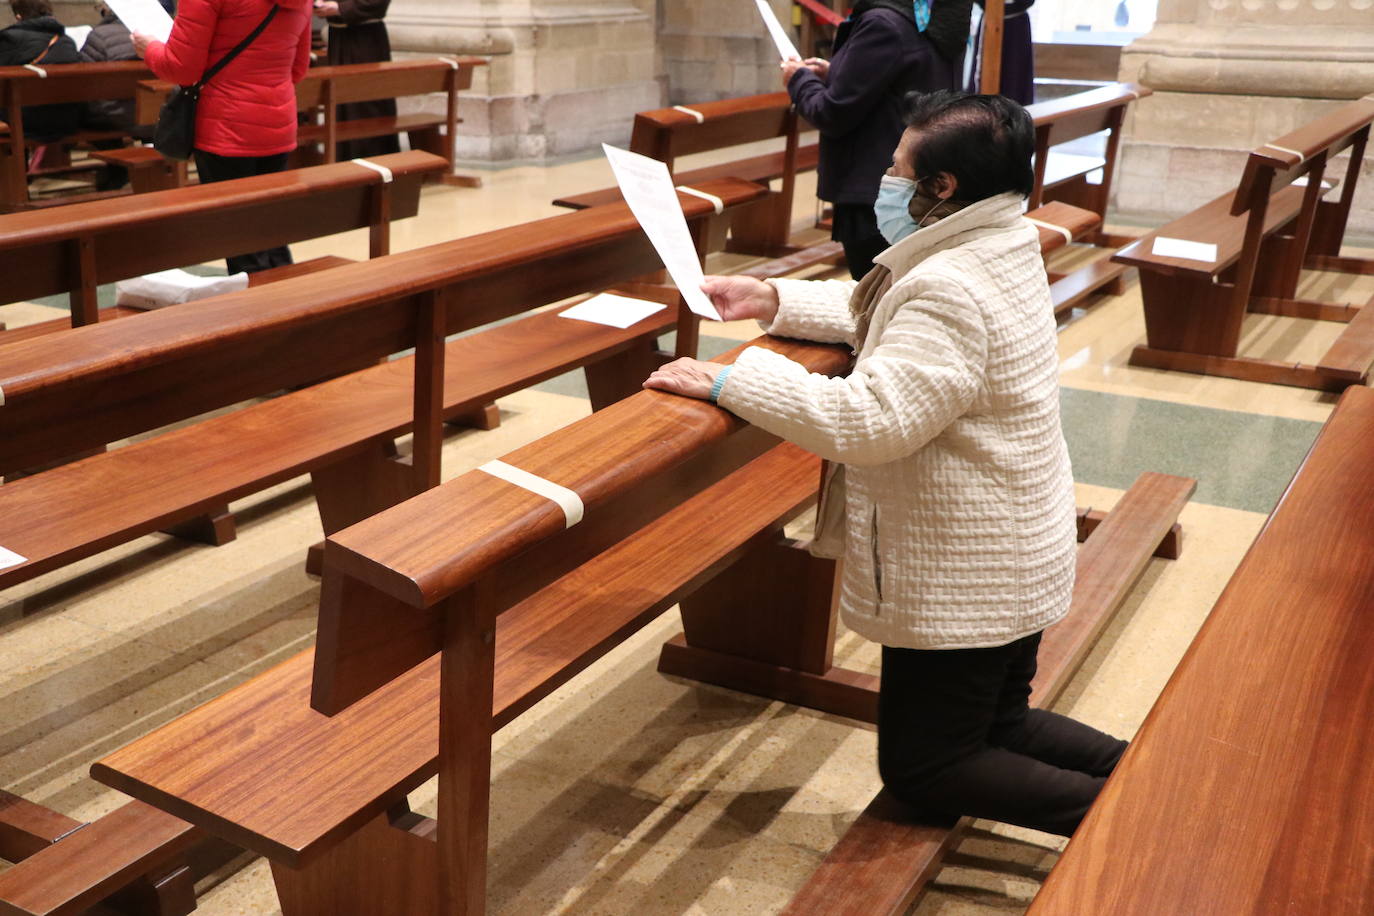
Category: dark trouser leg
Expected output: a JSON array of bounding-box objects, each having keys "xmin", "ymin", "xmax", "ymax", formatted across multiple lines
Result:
[
  {"xmin": 831, "ymin": 203, "xmax": 891, "ymax": 281},
  {"xmin": 876, "ymin": 633, "xmax": 1126, "ymax": 837},
  {"xmin": 193, "ymin": 150, "xmax": 294, "ymax": 274}
]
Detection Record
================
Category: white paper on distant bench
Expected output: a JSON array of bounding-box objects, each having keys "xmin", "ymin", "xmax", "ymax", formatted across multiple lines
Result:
[
  {"xmin": 560, "ymin": 293, "xmax": 667, "ymax": 329},
  {"xmin": 0, "ymin": 546, "xmax": 26, "ymax": 572},
  {"xmin": 755, "ymin": 0, "xmax": 801, "ymax": 61},
  {"xmin": 105, "ymin": 0, "xmax": 173, "ymax": 42},
  {"xmin": 1152, "ymin": 236, "xmax": 1217, "ymax": 263},
  {"xmin": 66, "ymin": 25, "xmax": 92, "ymax": 50},
  {"xmin": 115, "ymin": 268, "xmax": 249, "ymax": 310},
  {"xmin": 602, "ymin": 144, "xmax": 721, "ymax": 321}
]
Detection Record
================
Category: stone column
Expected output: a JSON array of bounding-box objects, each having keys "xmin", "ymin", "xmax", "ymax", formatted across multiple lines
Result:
[
  {"xmin": 386, "ymin": 0, "xmax": 661, "ymax": 160},
  {"xmin": 658, "ymin": 0, "xmax": 792, "ymax": 104},
  {"xmin": 1115, "ymin": 0, "xmax": 1374, "ymax": 233}
]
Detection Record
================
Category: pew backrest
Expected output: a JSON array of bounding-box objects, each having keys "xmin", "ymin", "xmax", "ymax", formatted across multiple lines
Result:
[
  {"xmin": 0, "ymin": 150, "xmax": 445, "ymax": 320},
  {"xmin": 1025, "ymin": 82, "xmax": 1151, "ymax": 213},
  {"xmin": 629, "ymin": 92, "xmax": 803, "ymax": 167},
  {"xmin": 0, "ymin": 176, "xmax": 767, "ymax": 476}
]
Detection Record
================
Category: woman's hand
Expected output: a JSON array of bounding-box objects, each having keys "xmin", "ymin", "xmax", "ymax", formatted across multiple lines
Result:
[
  {"xmin": 803, "ymin": 57, "xmax": 830, "ymax": 79},
  {"xmin": 131, "ymin": 32, "xmax": 152, "ymax": 57},
  {"xmin": 780, "ymin": 58, "xmax": 806, "ymax": 85},
  {"xmin": 701, "ymin": 275, "xmax": 780, "ymax": 324},
  {"xmin": 643, "ymin": 358, "xmax": 727, "ymax": 401},
  {"xmin": 314, "ymin": 1, "xmax": 341, "ymax": 17}
]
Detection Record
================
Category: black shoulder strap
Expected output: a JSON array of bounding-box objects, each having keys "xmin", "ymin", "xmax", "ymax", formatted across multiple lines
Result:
[{"xmin": 196, "ymin": 4, "xmax": 279, "ymax": 89}]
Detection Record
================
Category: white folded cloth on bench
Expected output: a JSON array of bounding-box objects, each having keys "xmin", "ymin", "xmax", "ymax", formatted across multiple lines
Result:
[{"xmin": 116, "ymin": 269, "xmax": 249, "ymax": 310}]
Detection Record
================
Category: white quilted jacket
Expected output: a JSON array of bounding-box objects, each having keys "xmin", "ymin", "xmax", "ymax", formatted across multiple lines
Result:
[{"xmin": 716, "ymin": 192, "xmax": 1077, "ymax": 649}]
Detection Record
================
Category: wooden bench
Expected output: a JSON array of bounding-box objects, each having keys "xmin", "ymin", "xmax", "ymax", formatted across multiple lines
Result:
[
  {"xmin": 1025, "ymin": 82, "xmax": 1152, "ymax": 316},
  {"xmin": 1118, "ymin": 96, "xmax": 1374, "ymax": 389},
  {"xmin": 1028, "ymin": 384, "xmax": 1374, "ymax": 915},
  {"xmin": 89, "ymin": 330, "xmax": 1194, "ymax": 914},
  {"xmin": 133, "ymin": 59, "xmax": 484, "ymax": 189},
  {"xmin": 0, "ymin": 178, "xmax": 761, "ymax": 915},
  {"xmin": 777, "ymin": 471, "xmax": 1194, "ymax": 914},
  {"xmin": 0, "ymin": 62, "xmax": 155, "ymax": 211},
  {"xmin": 0, "ymin": 176, "xmax": 762, "ymax": 583},
  {"xmin": 553, "ymin": 92, "xmax": 819, "ymax": 257},
  {"xmin": 0, "ymin": 150, "xmax": 445, "ymax": 333},
  {"xmin": 90, "ymin": 333, "xmax": 852, "ymax": 915}
]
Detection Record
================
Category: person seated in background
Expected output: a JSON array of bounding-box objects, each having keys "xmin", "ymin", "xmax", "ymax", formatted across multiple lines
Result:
[
  {"xmin": 0, "ymin": 0, "xmax": 82, "ymax": 143},
  {"xmin": 645, "ymin": 91, "xmax": 1127, "ymax": 839},
  {"xmin": 80, "ymin": 0, "xmax": 141, "ymax": 190}
]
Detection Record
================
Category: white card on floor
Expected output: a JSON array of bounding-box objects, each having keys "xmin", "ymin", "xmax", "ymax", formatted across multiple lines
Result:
[
  {"xmin": 0, "ymin": 546, "xmax": 27, "ymax": 571},
  {"xmin": 602, "ymin": 144, "xmax": 721, "ymax": 320},
  {"xmin": 755, "ymin": 0, "xmax": 801, "ymax": 61},
  {"xmin": 1152, "ymin": 236, "xmax": 1217, "ymax": 263},
  {"xmin": 105, "ymin": 0, "xmax": 173, "ymax": 42},
  {"xmin": 560, "ymin": 293, "xmax": 667, "ymax": 329}
]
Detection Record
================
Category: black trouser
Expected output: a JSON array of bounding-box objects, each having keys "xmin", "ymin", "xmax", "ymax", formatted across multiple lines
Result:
[
  {"xmin": 831, "ymin": 203, "xmax": 890, "ymax": 281},
  {"xmin": 193, "ymin": 150, "xmax": 294, "ymax": 275},
  {"xmin": 877, "ymin": 632, "xmax": 1127, "ymax": 837}
]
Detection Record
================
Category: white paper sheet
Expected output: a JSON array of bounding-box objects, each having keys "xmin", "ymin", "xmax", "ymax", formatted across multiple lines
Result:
[
  {"xmin": 105, "ymin": 0, "xmax": 173, "ymax": 42},
  {"xmin": 115, "ymin": 268, "xmax": 249, "ymax": 310},
  {"xmin": 755, "ymin": 0, "xmax": 801, "ymax": 61},
  {"xmin": 1151, "ymin": 236, "xmax": 1217, "ymax": 263},
  {"xmin": 602, "ymin": 144, "xmax": 722, "ymax": 321},
  {"xmin": 66, "ymin": 25, "xmax": 92, "ymax": 50},
  {"xmin": 0, "ymin": 546, "xmax": 27, "ymax": 572},
  {"xmin": 560, "ymin": 293, "xmax": 668, "ymax": 329},
  {"xmin": 1292, "ymin": 175, "xmax": 1333, "ymax": 190}
]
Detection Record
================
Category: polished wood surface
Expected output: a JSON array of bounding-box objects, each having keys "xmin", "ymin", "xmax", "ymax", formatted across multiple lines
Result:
[
  {"xmin": 0, "ymin": 151, "xmax": 442, "ymax": 321},
  {"xmin": 0, "ymin": 177, "xmax": 763, "ymax": 477},
  {"xmin": 782, "ymin": 472, "xmax": 1195, "ymax": 916},
  {"xmin": 0, "ymin": 790, "xmax": 82, "ymax": 864},
  {"xmin": 0, "ymin": 801, "xmax": 196, "ymax": 916},
  {"xmin": 1030, "ymin": 386, "xmax": 1374, "ymax": 915},
  {"xmin": 92, "ymin": 437, "xmax": 830, "ymax": 865}
]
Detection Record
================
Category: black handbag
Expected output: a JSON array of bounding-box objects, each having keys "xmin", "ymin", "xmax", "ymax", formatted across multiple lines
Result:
[{"xmin": 154, "ymin": 5, "xmax": 279, "ymax": 160}]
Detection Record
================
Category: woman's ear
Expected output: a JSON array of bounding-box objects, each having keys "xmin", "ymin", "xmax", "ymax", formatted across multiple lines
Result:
[{"xmin": 931, "ymin": 172, "xmax": 959, "ymax": 200}]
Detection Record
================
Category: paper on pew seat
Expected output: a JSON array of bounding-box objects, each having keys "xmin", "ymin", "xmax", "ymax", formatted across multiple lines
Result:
[
  {"xmin": 0, "ymin": 546, "xmax": 26, "ymax": 572},
  {"xmin": 115, "ymin": 268, "xmax": 249, "ymax": 310},
  {"xmin": 559, "ymin": 293, "xmax": 667, "ymax": 329},
  {"xmin": 1292, "ymin": 175, "xmax": 1334, "ymax": 190},
  {"xmin": 1152, "ymin": 236, "xmax": 1218, "ymax": 263}
]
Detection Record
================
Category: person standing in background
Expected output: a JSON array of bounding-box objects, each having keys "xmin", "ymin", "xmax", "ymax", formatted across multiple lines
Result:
[
  {"xmin": 783, "ymin": 0, "xmax": 962, "ymax": 280},
  {"xmin": 311, "ymin": 0, "xmax": 398, "ymax": 159},
  {"xmin": 972, "ymin": 0, "xmax": 1035, "ymax": 105},
  {"xmin": 133, "ymin": 0, "xmax": 312, "ymax": 274}
]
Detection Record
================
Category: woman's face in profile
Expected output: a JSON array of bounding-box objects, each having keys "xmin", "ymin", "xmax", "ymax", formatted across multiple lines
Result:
[{"xmin": 886, "ymin": 127, "xmax": 921, "ymax": 180}]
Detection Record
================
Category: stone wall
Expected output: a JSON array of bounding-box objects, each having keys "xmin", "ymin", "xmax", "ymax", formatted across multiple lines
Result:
[
  {"xmin": 657, "ymin": 0, "xmax": 788, "ymax": 104},
  {"xmin": 1115, "ymin": 0, "xmax": 1374, "ymax": 234}
]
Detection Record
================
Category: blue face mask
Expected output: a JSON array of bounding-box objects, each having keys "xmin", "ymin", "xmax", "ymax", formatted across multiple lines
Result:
[{"xmin": 874, "ymin": 174, "xmax": 917, "ymax": 245}]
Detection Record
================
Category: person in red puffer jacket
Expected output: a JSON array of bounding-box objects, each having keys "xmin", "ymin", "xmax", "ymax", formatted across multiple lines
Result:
[{"xmin": 133, "ymin": 0, "xmax": 312, "ymax": 274}]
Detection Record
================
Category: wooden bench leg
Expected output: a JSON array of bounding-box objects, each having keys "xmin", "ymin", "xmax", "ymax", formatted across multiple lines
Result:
[
  {"xmin": 0, "ymin": 788, "xmax": 84, "ymax": 862},
  {"xmin": 584, "ymin": 341, "xmax": 668, "ymax": 411},
  {"xmin": 659, "ymin": 535, "xmax": 881, "ymax": 723},
  {"xmin": 271, "ymin": 804, "xmax": 440, "ymax": 916},
  {"xmin": 103, "ymin": 863, "xmax": 197, "ymax": 916},
  {"xmin": 160, "ymin": 504, "xmax": 237, "ymax": 547},
  {"xmin": 311, "ymin": 439, "xmax": 417, "ymax": 537},
  {"xmin": 724, "ymin": 193, "xmax": 793, "ymax": 257},
  {"xmin": 446, "ymin": 402, "xmax": 500, "ymax": 431}
]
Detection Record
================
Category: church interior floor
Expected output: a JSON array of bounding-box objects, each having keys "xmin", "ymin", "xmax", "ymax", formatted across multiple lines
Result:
[{"xmin": 2, "ymin": 152, "xmax": 1371, "ymax": 914}]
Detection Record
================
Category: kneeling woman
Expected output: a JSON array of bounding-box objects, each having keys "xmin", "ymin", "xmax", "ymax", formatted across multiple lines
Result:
[{"xmin": 644, "ymin": 90, "xmax": 1124, "ymax": 837}]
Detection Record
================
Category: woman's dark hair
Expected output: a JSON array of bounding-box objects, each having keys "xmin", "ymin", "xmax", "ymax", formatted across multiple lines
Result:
[
  {"xmin": 10, "ymin": 0, "xmax": 54, "ymax": 18},
  {"xmin": 899, "ymin": 90, "xmax": 1035, "ymax": 202}
]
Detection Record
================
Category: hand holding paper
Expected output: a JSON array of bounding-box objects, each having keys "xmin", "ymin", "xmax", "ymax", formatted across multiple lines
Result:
[{"xmin": 601, "ymin": 144, "xmax": 721, "ymax": 321}]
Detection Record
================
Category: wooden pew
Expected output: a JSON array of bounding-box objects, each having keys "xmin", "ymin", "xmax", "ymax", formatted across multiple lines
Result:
[
  {"xmin": 1118, "ymin": 96, "xmax": 1374, "ymax": 390},
  {"xmin": 0, "ymin": 179, "xmax": 762, "ymax": 915},
  {"xmin": 133, "ymin": 59, "xmax": 483, "ymax": 188},
  {"xmin": 1025, "ymin": 82, "xmax": 1152, "ymax": 316},
  {"xmin": 89, "ymin": 334, "xmax": 852, "ymax": 915},
  {"xmin": 89, "ymin": 331, "xmax": 1194, "ymax": 915},
  {"xmin": 553, "ymin": 92, "xmax": 818, "ymax": 257},
  {"xmin": 0, "ymin": 177, "xmax": 762, "ymax": 586},
  {"xmin": 0, "ymin": 62, "xmax": 154, "ymax": 211},
  {"xmin": 0, "ymin": 150, "xmax": 445, "ymax": 334},
  {"xmin": 1028, "ymin": 385, "xmax": 1374, "ymax": 915}
]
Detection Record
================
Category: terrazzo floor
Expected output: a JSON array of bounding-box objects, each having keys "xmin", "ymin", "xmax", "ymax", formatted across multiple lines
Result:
[{"xmin": 2, "ymin": 145, "xmax": 1371, "ymax": 915}]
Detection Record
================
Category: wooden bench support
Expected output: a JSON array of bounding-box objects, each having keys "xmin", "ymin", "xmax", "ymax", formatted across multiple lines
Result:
[
  {"xmin": 0, "ymin": 790, "xmax": 83, "ymax": 864},
  {"xmin": 159, "ymin": 503, "xmax": 237, "ymax": 547},
  {"xmin": 777, "ymin": 472, "xmax": 1196, "ymax": 915}
]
